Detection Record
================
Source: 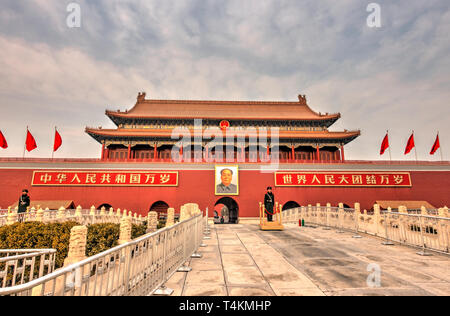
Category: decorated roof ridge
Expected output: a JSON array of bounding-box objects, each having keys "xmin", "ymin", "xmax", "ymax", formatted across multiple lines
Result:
[{"xmin": 104, "ymin": 92, "xmax": 341, "ymax": 121}]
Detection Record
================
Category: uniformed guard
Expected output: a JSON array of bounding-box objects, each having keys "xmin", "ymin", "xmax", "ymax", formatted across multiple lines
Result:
[
  {"xmin": 264, "ymin": 187, "xmax": 275, "ymax": 222},
  {"xmin": 18, "ymin": 189, "xmax": 30, "ymax": 215}
]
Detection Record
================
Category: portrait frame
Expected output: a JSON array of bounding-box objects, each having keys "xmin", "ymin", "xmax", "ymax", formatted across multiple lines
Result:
[{"xmin": 215, "ymin": 165, "xmax": 239, "ymax": 196}]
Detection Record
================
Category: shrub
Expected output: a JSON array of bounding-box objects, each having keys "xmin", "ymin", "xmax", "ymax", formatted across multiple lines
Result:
[
  {"xmin": 86, "ymin": 223, "xmax": 120, "ymax": 258},
  {"xmin": 0, "ymin": 222, "xmax": 148, "ymax": 269},
  {"xmin": 132, "ymin": 223, "xmax": 148, "ymax": 239},
  {"xmin": 0, "ymin": 221, "xmax": 79, "ymax": 269}
]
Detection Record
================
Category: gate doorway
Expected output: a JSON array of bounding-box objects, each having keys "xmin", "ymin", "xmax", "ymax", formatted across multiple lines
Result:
[
  {"xmin": 214, "ymin": 197, "xmax": 239, "ymax": 224},
  {"xmin": 149, "ymin": 201, "xmax": 170, "ymax": 215}
]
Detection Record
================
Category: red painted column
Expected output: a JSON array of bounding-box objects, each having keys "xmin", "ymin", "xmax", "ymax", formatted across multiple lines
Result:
[
  {"xmin": 101, "ymin": 143, "xmax": 105, "ymax": 160},
  {"xmin": 180, "ymin": 144, "xmax": 183, "ymax": 161},
  {"xmin": 127, "ymin": 144, "xmax": 131, "ymax": 160},
  {"xmin": 105, "ymin": 148, "xmax": 110, "ymax": 160},
  {"xmin": 316, "ymin": 146, "xmax": 320, "ymax": 161},
  {"xmin": 154, "ymin": 144, "xmax": 158, "ymax": 160},
  {"xmin": 340, "ymin": 145, "xmax": 345, "ymax": 162},
  {"xmin": 291, "ymin": 146, "xmax": 295, "ymax": 161}
]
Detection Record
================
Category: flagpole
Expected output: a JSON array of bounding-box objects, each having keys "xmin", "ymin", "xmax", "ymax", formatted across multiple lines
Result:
[
  {"xmin": 23, "ymin": 127, "xmax": 28, "ymax": 159},
  {"xmin": 413, "ymin": 130, "xmax": 418, "ymax": 162},
  {"xmin": 52, "ymin": 127, "xmax": 56, "ymax": 160},
  {"xmin": 387, "ymin": 130, "xmax": 392, "ymax": 162}
]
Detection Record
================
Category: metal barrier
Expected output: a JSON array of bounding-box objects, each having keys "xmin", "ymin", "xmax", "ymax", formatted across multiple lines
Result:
[
  {"xmin": 283, "ymin": 205, "xmax": 449, "ymax": 255},
  {"xmin": 0, "ymin": 213, "xmax": 203, "ymax": 296},
  {"xmin": 0, "ymin": 249, "xmax": 56, "ymax": 288}
]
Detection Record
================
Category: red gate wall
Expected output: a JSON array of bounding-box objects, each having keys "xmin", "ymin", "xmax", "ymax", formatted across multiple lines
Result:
[{"xmin": 0, "ymin": 166, "xmax": 449, "ymax": 217}]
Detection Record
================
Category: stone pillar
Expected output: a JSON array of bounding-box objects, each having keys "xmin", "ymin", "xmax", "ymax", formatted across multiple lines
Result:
[
  {"xmin": 147, "ymin": 211, "xmax": 158, "ymax": 233},
  {"xmin": 6, "ymin": 207, "xmax": 17, "ymax": 225},
  {"xmin": 316, "ymin": 203, "xmax": 321, "ymax": 224},
  {"xmin": 116, "ymin": 208, "xmax": 121, "ymax": 217},
  {"xmin": 75, "ymin": 205, "xmax": 83, "ymax": 217},
  {"xmin": 100, "ymin": 206, "xmax": 106, "ymax": 216},
  {"xmin": 420, "ymin": 206, "xmax": 428, "ymax": 215},
  {"xmin": 119, "ymin": 216, "xmax": 132, "ymax": 245},
  {"xmin": 166, "ymin": 208, "xmax": 175, "ymax": 227},
  {"xmin": 355, "ymin": 202, "xmax": 361, "ymax": 229},
  {"xmin": 439, "ymin": 207, "xmax": 448, "ymax": 218},
  {"xmin": 36, "ymin": 208, "xmax": 44, "ymax": 222},
  {"xmin": 90, "ymin": 206, "xmax": 96, "ymax": 216},
  {"xmin": 123, "ymin": 209, "xmax": 128, "ymax": 218},
  {"xmin": 338, "ymin": 203, "xmax": 344, "ymax": 228},
  {"xmin": 109, "ymin": 207, "xmax": 114, "ymax": 216},
  {"xmin": 57, "ymin": 207, "xmax": 66, "ymax": 221},
  {"xmin": 373, "ymin": 204, "xmax": 381, "ymax": 236},
  {"xmin": 398, "ymin": 206, "xmax": 408, "ymax": 214},
  {"xmin": 64, "ymin": 225, "xmax": 88, "ymax": 267},
  {"xmin": 179, "ymin": 205, "xmax": 189, "ymax": 222}
]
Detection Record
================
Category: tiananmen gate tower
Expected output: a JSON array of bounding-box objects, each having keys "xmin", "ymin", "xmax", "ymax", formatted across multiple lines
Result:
[{"xmin": 0, "ymin": 92, "xmax": 449, "ymax": 222}]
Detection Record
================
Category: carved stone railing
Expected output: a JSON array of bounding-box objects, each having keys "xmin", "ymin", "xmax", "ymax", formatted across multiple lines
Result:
[
  {"xmin": 0, "ymin": 205, "xmax": 147, "ymax": 228},
  {"xmin": 283, "ymin": 203, "xmax": 449, "ymax": 254}
]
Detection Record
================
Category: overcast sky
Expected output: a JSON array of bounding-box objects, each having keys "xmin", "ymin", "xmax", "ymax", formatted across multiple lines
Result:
[{"xmin": 0, "ymin": 0, "xmax": 449, "ymax": 161}]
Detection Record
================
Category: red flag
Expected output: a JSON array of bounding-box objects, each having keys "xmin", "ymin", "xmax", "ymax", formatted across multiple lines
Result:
[
  {"xmin": 404, "ymin": 133, "xmax": 415, "ymax": 155},
  {"xmin": 26, "ymin": 130, "xmax": 37, "ymax": 152},
  {"xmin": 0, "ymin": 130, "xmax": 7, "ymax": 149},
  {"xmin": 380, "ymin": 133, "xmax": 389, "ymax": 155},
  {"xmin": 430, "ymin": 134, "xmax": 440, "ymax": 155},
  {"xmin": 54, "ymin": 129, "xmax": 62, "ymax": 152}
]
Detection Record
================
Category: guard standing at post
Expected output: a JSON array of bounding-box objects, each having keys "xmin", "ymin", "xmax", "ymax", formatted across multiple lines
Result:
[
  {"xmin": 18, "ymin": 189, "xmax": 30, "ymax": 222},
  {"xmin": 264, "ymin": 187, "xmax": 275, "ymax": 222}
]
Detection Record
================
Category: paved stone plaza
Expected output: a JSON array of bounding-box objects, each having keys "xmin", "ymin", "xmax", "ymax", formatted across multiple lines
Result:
[{"xmin": 163, "ymin": 223, "xmax": 450, "ymax": 296}]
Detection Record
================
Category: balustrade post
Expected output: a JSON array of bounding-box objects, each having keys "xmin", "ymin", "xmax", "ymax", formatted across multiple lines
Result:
[
  {"xmin": 203, "ymin": 207, "xmax": 211, "ymax": 240},
  {"xmin": 6, "ymin": 206, "xmax": 17, "ymax": 225},
  {"xmin": 337, "ymin": 203, "xmax": 345, "ymax": 233},
  {"xmin": 64, "ymin": 225, "xmax": 88, "ymax": 266},
  {"xmin": 146, "ymin": 211, "xmax": 158, "ymax": 234},
  {"xmin": 353, "ymin": 203, "xmax": 362, "ymax": 238},
  {"xmin": 118, "ymin": 216, "xmax": 132, "ymax": 245},
  {"xmin": 57, "ymin": 207, "xmax": 66, "ymax": 222},
  {"xmin": 165, "ymin": 208, "xmax": 175, "ymax": 227},
  {"xmin": 438, "ymin": 207, "xmax": 449, "ymax": 252},
  {"xmin": 36, "ymin": 208, "xmax": 44, "ymax": 223}
]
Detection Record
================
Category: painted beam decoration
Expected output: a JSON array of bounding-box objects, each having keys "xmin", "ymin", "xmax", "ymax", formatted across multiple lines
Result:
[
  {"xmin": 275, "ymin": 172, "xmax": 412, "ymax": 187},
  {"xmin": 32, "ymin": 171, "xmax": 178, "ymax": 187}
]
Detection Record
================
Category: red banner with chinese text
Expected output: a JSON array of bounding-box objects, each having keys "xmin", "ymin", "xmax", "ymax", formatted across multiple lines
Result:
[
  {"xmin": 32, "ymin": 171, "xmax": 179, "ymax": 187},
  {"xmin": 275, "ymin": 172, "xmax": 412, "ymax": 187}
]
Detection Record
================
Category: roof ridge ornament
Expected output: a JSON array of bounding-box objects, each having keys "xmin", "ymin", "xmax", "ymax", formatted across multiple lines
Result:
[
  {"xmin": 137, "ymin": 92, "xmax": 147, "ymax": 102},
  {"xmin": 298, "ymin": 94, "xmax": 307, "ymax": 105}
]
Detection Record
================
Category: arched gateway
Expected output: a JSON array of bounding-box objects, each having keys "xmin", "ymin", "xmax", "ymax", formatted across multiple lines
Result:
[
  {"xmin": 215, "ymin": 197, "xmax": 239, "ymax": 224},
  {"xmin": 149, "ymin": 201, "xmax": 170, "ymax": 214}
]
